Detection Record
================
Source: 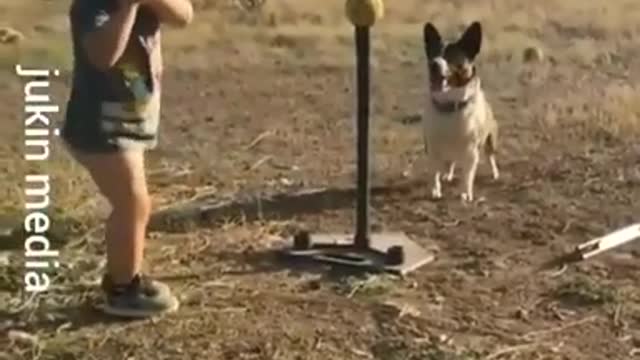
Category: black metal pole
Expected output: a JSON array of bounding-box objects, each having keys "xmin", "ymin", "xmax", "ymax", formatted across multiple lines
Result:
[{"xmin": 354, "ymin": 26, "xmax": 370, "ymax": 249}]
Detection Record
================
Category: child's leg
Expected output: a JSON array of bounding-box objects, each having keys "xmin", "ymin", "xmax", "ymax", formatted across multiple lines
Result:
[
  {"xmin": 71, "ymin": 148, "xmax": 178, "ymax": 317},
  {"xmin": 73, "ymin": 149, "xmax": 149, "ymax": 283}
]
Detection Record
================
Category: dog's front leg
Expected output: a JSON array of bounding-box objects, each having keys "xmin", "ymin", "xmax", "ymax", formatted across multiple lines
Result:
[
  {"xmin": 432, "ymin": 169, "xmax": 443, "ymax": 199},
  {"xmin": 444, "ymin": 161, "xmax": 455, "ymax": 182},
  {"xmin": 459, "ymin": 148, "xmax": 480, "ymax": 202},
  {"xmin": 429, "ymin": 157, "xmax": 444, "ymax": 199}
]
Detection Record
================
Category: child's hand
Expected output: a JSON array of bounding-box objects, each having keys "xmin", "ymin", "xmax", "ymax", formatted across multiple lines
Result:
[
  {"xmin": 118, "ymin": 0, "xmax": 148, "ymax": 6},
  {"xmin": 141, "ymin": 0, "xmax": 193, "ymax": 27}
]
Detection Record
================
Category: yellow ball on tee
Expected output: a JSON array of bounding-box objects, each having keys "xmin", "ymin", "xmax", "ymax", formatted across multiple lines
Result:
[{"xmin": 345, "ymin": 0, "xmax": 384, "ymax": 27}]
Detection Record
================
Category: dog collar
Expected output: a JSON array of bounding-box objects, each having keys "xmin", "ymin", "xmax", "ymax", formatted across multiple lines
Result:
[
  {"xmin": 431, "ymin": 95, "xmax": 474, "ymax": 113},
  {"xmin": 430, "ymin": 75, "xmax": 479, "ymax": 113}
]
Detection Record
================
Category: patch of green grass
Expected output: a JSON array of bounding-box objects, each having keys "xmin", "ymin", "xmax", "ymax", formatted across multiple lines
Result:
[
  {"xmin": 335, "ymin": 274, "xmax": 397, "ymax": 299},
  {"xmin": 553, "ymin": 275, "xmax": 619, "ymax": 307}
]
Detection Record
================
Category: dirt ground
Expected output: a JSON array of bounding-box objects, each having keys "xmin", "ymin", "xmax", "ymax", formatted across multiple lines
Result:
[{"xmin": 2, "ymin": 0, "xmax": 640, "ymax": 359}]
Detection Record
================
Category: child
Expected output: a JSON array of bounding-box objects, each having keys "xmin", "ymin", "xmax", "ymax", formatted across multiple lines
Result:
[{"xmin": 61, "ymin": 0, "xmax": 193, "ymax": 318}]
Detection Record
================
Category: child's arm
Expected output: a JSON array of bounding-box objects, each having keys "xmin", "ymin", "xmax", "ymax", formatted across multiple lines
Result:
[
  {"xmin": 80, "ymin": 0, "xmax": 143, "ymax": 70},
  {"xmin": 145, "ymin": 0, "xmax": 193, "ymax": 27}
]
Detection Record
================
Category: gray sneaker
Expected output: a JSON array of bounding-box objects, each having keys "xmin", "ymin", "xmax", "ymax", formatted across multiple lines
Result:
[{"xmin": 98, "ymin": 274, "xmax": 179, "ymax": 318}]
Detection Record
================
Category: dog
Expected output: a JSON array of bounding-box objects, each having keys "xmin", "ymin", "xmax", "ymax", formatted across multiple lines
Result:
[{"xmin": 421, "ymin": 21, "xmax": 499, "ymax": 202}]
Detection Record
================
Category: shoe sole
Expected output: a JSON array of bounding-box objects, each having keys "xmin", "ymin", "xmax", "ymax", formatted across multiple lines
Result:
[{"xmin": 95, "ymin": 299, "xmax": 179, "ymax": 319}]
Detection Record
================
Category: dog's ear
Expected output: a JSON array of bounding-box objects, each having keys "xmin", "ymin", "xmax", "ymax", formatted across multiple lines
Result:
[
  {"xmin": 457, "ymin": 21, "xmax": 482, "ymax": 60},
  {"xmin": 423, "ymin": 22, "xmax": 443, "ymax": 60}
]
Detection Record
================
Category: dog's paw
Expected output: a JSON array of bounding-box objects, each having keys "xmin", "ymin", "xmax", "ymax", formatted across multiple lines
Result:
[
  {"xmin": 460, "ymin": 193, "xmax": 474, "ymax": 202},
  {"xmin": 431, "ymin": 187, "xmax": 442, "ymax": 200},
  {"xmin": 444, "ymin": 173, "xmax": 455, "ymax": 183},
  {"xmin": 489, "ymin": 159, "xmax": 500, "ymax": 181}
]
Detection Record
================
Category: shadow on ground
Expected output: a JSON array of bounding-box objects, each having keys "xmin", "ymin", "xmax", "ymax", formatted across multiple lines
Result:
[{"xmin": 148, "ymin": 179, "xmax": 421, "ymax": 233}]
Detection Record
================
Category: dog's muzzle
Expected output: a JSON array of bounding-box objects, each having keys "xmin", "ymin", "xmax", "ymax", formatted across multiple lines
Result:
[{"xmin": 429, "ymin": 58, "xmax": 448, "ymax": 91}]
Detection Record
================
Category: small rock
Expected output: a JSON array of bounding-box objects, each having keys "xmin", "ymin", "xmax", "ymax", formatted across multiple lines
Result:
[
  {"xmin": 523, "ymin": 46, "xmax": 544, "ymax": 63},
  {"xmin": 435, "ymin": 333, "xmax": 454, "ymax": 345},
  {"xmin": 279, "ymin": 177, "xmax": 293, "ymax": 186},
  {"xmin": 595, "ymin": 52, "xmax": 612, "ymax": 65},
  {"xmin": 0, "ymin": 27, "xmax": 25, "ymax": 44},
  {"xmin": 432, "ymin": 294, "xmax": 445, "ymax": 304},
  {"xmin": 515, "ymin": 308, "xmax": 529, "ymax": 321},
  {"xmin": 305, "ymin": 280, "xmax": 322, "ymax": 291},
  {"xmin": 382, "ymin": 300, "xmax": 421, "ymax": 318}
]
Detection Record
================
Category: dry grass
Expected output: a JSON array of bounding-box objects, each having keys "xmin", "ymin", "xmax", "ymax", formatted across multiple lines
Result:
[
  {"xmin": 2, "ymin": 0, "xmax": 638, "ymax": 264},
  {"xmin": 0, "ymin": 1, "xmax": 71, "ymax": 71},
  {"xmin": 2, "ymin": 0, "xmax": 640, "ymax": 359}
]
